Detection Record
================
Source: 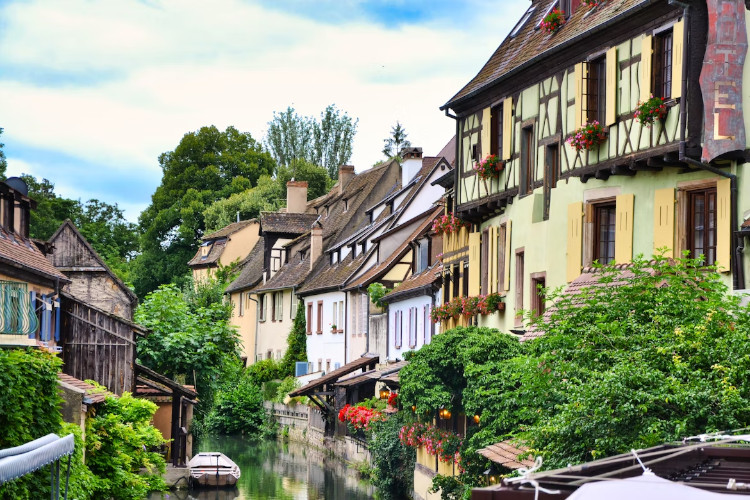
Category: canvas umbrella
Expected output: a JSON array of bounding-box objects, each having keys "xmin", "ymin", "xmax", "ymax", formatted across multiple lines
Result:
[{"xmin": 567, "ymin": 471, "xmax": 747, "ymax": 499}]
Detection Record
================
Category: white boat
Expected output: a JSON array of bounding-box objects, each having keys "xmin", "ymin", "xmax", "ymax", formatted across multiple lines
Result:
[{"xmin": 188, "ymin": 452, "xmax": 241, "ymax": 487}]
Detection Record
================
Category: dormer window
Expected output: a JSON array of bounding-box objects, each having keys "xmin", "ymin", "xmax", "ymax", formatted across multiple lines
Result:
[
  {"xmin": 343, "ymin": 199, "xmax": 349, "ymax": 212},
  {"xmin": 510, "ymin": 6, "xmax": 536, "ymax": 37},
  {"xmin": 200, "ymin": 243, "xmax": 211, "ymax": 258},
  {"xmin": 537, "ymin": 1, "xmax": 560, "ymax": 28}
]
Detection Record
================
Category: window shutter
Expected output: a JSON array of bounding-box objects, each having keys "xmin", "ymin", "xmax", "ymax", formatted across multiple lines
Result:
[
  {"xmin": 567, "ymin": 202, "xmax": 584, "ymax": 282},
  {"xmin": 615, "ymin": 194, "xmax": 635, "ymax": 264},
  {"xmin": 468, "ymin": 232, "xmax": 481, "ymax": 296},
  {"xmin": 574, "ymin": 63, "xmax": 585, "ymax": 130},
  {"xmin": 640, "ymin": 35, "xmax": 653, "ymax": 102},
  {"xmin": 481, "ymin": 228, "xmax": 489, "ymax": 295},
  {"xmin": 481, "ymin": 107, "xmax": 492, "ymax": 160},
  {"xmin": 716, "ymin": 178, "xmax": 731, "ymax": 272},
  {"xmin": 671, "ymin": 20, "xmax": 684, "ymax": 99},
  {"xmin": 653, "ymin": 188, "xmax": 675, "ymax": 257},
  {"xmin": 279, "ymin": 292, "xmax": 283, "ymax": 319},
  {"xmin": 504, "ymin": 220, "xmax": 512, "ymax": 292},
  {"xmin": 606, "ymin": 47, "xmax": 618, "ymax": 126},
  {"xmin": 502, "ymin": 97, "xmax": 513, "ymax": 160},
  {"xmin": 489, "ymin": 226, "xmax": 497, "ymax": 294}
]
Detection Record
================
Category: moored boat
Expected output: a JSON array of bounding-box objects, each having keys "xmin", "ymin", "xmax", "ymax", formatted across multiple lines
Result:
[{"xmin": 188, "ymin": 452, "xmax": 241, "ymax": 487}]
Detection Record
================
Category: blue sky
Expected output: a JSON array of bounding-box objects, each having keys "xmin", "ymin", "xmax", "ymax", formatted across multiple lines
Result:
[{"xmin": 0, "ymin": 0, "xmax": 526, "ymax": 222}]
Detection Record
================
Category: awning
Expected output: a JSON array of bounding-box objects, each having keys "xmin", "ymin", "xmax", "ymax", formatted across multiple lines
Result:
[
  {"xmin": 0, "ymin": 433, "xmax": 74, "ymax": 484},
  {"xmin": 289, "ymin": 353, "xmax": 379, "ymax": 398}
]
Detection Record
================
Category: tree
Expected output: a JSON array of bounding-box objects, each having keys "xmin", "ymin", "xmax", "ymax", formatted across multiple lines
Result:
[
  {"xmin": 21, "ymin": 174, "xmax": 82, "ymax": 240},
  {"xmin": 0, "ymin": 128, "xmax": 7, "ymax": 180},
  {"xmin": 280, "ymin": 301, "xmax": 308, "ymax": 375},
  {"xmin": 134, "ymin": 125, "xmax": 275, "ymax": 297},
  {"xmin": 265, "ymin": 104, "xmax": 358, "ymax": 177},
  {"xmin": 382, "ymin": 121, "xmax": 411, "ymax": 161}
]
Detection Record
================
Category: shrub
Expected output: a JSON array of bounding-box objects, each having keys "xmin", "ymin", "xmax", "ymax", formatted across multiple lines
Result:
[
  {"xmin": 369, "ymin": 410, "xmax": 416, "ymax": 500},
  {"xmin": 367, "ymin": 282, "xmax": 390, "ymax": 308},
  {"xmin": 206, "ymin": 373, "xmax": 269, "ymax": 436},
  {"xmin": 85, "ymin": 392, "xmax": 167, "ymax": 500}
]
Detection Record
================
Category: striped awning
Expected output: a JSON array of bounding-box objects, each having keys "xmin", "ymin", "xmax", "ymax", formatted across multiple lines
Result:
[{"xmin": 0, "ymin": 434, "xmax": 74, "ymax": 484}]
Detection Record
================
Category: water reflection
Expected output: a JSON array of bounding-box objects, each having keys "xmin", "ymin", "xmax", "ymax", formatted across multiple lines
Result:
[{"xmin": 148, "ymin": 435, "xmax": 374, "ymax": 500}]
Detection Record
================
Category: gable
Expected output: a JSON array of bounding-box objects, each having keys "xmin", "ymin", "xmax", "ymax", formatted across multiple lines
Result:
[{"xmin": 48, "ymin": 223, "xmax": 104, "ymax": 269}]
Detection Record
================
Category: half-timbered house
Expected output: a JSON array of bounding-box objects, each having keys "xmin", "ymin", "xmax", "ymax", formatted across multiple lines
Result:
[{"xmin": 440, "ymin": 0, "xmax": 750, "ymax": 335}]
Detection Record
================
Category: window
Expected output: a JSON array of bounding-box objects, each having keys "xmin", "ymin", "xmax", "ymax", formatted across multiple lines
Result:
[
  {"xmin": 530, "ymin": 273, "xmax": 546, "ymax": 317},
  {"xmin": 520, "ymin": 126, "xmax": 534, "ymax": 195},
  {"xmin": 688, "ymin": 188, "xmax": 717, "ymax": 266},
  {"xmin": 307, "ymin": 302, "xmax": 313, "ymax": 334},
  {"xmin": 259, "ymin": 294, "xmax": 266, "ymax": 322},
  {"xmin": 544, "ymin": 144, "xmax": 559, "ymax": 221},
  {"xmin": 510, "ymin": 6, "xmax": 535, "ymax": 37},
  {"xmin": 339, "ymin": 300, "xmax": 344, "ymax": 333},
  {"xmin": 409, "ymin": 307, "xmax": 417, "ymax": 348},
  {"xmin": 394, "ymin": 310, "xmax": 403, "ymax": 349},
  {"xmin": 332, "ymin": 302, "xmax": 338, "ymax": 330},
  {"xmin": 491, "ymin": 103, "xmax": 503, "ymax": 160},
  {"xmin": 594, "ymin": 203, "xmax": 617, "ymax": 264},
  {"xmin": 316, "ymin": 301, "xmax": 323, "ymax": 334},
  {"xmin": 239, "ymin": 292, "xmax": 245, "ymax": 317},
  {"xmin": 273, "ymin": 292, "xmax": 283, "ymax": 321},
  {"xmin": 462, "ymin": 262, "xmax": 469, "ymax": 297},
  {"xmin": 267, "ymin": 350, "xmax": 273, "ymax": 360},
  {"xmin": 497, "ymin": 224, "xmax": 507, "ymax": 291},
  {"xmin": 451, "ymin": 264, "xmax": 460, "ymax": 299},
  {"xmin": 418, "ymin": 240, "xmax": 429, "ymax": 273},
  {"xmin": 653, "ymin": 29, "xmax": 673, "ymax": 99},
  {"xmin": 583, "ymin": 57, "xmax": 606, "ymax": 124},
  {"xmin": 515, "ymin": 250, "xmax": 525, "ymax": 327}
]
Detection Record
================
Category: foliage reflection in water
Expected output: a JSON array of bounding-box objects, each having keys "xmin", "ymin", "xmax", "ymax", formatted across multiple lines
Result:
[{"xmin": 148, "ymin": 435, "xmax": 374, "ymax": 500}]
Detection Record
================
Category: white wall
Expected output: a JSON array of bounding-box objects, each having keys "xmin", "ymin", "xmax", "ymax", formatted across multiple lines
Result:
[
  {"xmin": 304, "ymin": 291, "xmax": 347, "ymax": 372},
  {"xmin": 255, "ymin": 289, "xmax": 294, "ymax": 362},
  {"xmin": 387, "ymin": 294, "xmax": 435, "ymax": 361},
  {"xmin": 347, "ymin": 291, "xmax": 369, "ymax": 360}
]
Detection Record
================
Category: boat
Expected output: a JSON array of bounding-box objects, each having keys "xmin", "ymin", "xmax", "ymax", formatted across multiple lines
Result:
[{"xmin": 188, "ymin": 452, "xmax": 241, "ymax": 487}]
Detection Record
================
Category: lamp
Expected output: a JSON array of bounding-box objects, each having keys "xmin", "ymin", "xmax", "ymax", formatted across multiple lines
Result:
[
  {"xmin": 484, "ymin": 463, "xmax": 499, "ymax": 485},
  {"xmin": 473, "ymin": 414, "xmax": 481, "ymax": 425},
  {"xmin": 439, "ymin": 408, "xmax": 451, "ymax": 420},
  {"xmin": 379, "ymin": 388, "xmax": 390, "ymax": 400}
]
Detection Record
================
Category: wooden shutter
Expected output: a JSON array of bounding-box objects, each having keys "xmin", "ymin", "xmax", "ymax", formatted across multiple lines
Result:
[
  {"xmin": 489, "ymin": 226, "xmax": 498, "ymax": 294},
  {"xmin": 481, "ymin": 107, "xmax": 492, "ymax": 160},
  {"xmin": 468, "ymin": 232, "xmax": 481, "ymax": 296},
  {"xmin": 574, "ymin": 63, "xmax": 585, "ymax": 130},
  {"xmin": 567, "ymin": 202, "xmax": 583, "ymax": 282},
  {"xmin": 606, "ymin": 47, "xmax": 618, "ymax": 126},
  {"xmin": 504, "ymin": 220, "xmax": 512, "ymax": 292},
  {"xmin": 615, "ymin": 194, "xmax": 635, "ymax": 264},
  {"xmin": 671, "ymin": 19, "xmax": 684, "ymax": 99},
  {"xmin": 716, "ymin": 178, "xmax": 731, "ymax": 272},
  {"xmin": 502, "ymin": 97, "xmax": 513, "ymax": 160},
  {"xmin": 481, "ymin": 228, "xmax": 489, "ymax": 295},
  {"xmin": 640, "ymin": 35, "xmax": 653, "ymax": 102},
  {"xmin": 653, "ymin": 188, "xmax": 675, "ymax": 257}
]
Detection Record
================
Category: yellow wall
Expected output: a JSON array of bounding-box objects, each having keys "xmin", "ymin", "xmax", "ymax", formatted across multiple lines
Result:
[
  {"xmin": 229, "ymin": 289, "xmax": 258, "ymax": 363},
  {"xmin": 220, "ymin": 222, "xmax": 260, "ymax": 268}
]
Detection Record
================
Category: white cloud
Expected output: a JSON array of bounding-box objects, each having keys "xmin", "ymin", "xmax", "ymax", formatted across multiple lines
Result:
[{"xmin": 1, "ymin": 0, "xmax": 526, "ymax": 220}]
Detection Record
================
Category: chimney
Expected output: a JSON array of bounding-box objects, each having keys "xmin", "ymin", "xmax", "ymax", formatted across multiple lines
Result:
[
  {"xmin": 338, "ymin": 165, "xmax": 355, "ymax": 195},
  {"xmin": 286, "ymin": 180, "xmax": 308, "ymax": 214},
  {"xmin": 401, "ymin": 147, "xmax": 423, "ymax": 187},
  {"xmin": 310, "ymin": 220, "xmax": 323, "ymax": 270}
]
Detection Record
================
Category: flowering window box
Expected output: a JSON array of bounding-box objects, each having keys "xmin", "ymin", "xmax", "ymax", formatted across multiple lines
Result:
[{"xmin": 568, "ymin": 121, "xmax": 608, "ymax": 152}]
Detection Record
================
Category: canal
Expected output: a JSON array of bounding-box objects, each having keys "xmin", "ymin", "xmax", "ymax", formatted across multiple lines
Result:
[{"xmin": 147, "ymin": 435, "xmax": 375, "ymax": 500}]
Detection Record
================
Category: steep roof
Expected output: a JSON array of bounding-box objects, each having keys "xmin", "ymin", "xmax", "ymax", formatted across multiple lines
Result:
[
  {"xmin": 225, "ymin": 237, "xmax": 265, "ymax": 294},
  {"xmin": 58, "ymin": 373, "xmax": 113, "ymax": 404},
  {"xmin": 47, "ymin": 220, "xmax": 136, "ymax": 304},
  {"xmin": 253, "ymin": 251, "xmax": 311, "ymax": 293},
  {"xmin": 444, "ymin": 0, "xmax": 652, "ymax": 109},
  {"xmin": 297, "ymin": 251, "xmax": 370, "ymax": 296},
  {"xmin": 0, "ymin": 225, "xmax": 69, "ymax": 283},
  {"xmin": 381, "ymin": 264, "xmax": 442, "ymax": 303},
  {"xmin": 187, "ymin": 239, "xmax": 227, "ymax": 267},
  {"xmin": 345, "ymin": 207, "xmax": 440, "ymax": 291},
  {"xmin": 202, "ymin": 219, "xmax": 255, "ymax": 241},
  {"xmin": 259, "ymin": 212, "xmax": 319, "ymax": 234},
  {"xmin": 437, "ymin": 135, "xmax": 456, "ymax": 167}
]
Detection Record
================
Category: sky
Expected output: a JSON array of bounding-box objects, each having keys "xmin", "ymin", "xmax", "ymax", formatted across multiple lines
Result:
[{"xmin": 0, "ymin": 0, "xmax": 527, "ymax": 222}]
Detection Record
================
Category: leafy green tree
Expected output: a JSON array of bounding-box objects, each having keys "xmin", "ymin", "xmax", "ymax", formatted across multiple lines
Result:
[
  {"xmin": 134, "ymin": 125, "xmax": 275, "ymax": 297},
  {"xmin": 21, "ymin": 174, "xmax": 82, "ymax": 240},
  {"xmin": 276, "ymin": 160, "xmax": 335, "ymax": 201},
  {"xmin": 369, "ymin": 409, "xmax": 416, "ymax": 499},
  {"xmin": 382, "ymin": 121, "xmax": 411, "ymax": 160},
  {"xmin": 265, "ymin": 104, "xmax": 358, "ymax": 178},
  {"xmin": 85, "ymin": 392, "xmax": 167, "ymax": 500},
  {"xmin": 135, "ymin": 283, "xmax": 241, "ymax": 423},
  {"xmin": 0, "ymin": 127, "xmax": 7, "ymax": 179},
  {"xmin": 205, "ymin": 372, "xmax": 268, "ymax": 436},
  {"xmin": 280, "ymin": 301, "xmax": 308, "ymax": 376}
]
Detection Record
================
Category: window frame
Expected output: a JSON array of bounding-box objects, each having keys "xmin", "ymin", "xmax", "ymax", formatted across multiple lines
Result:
[
  {"xmin": 259, "ymin": 294, "xmax": 266, "ymax": 322},
  {"xmin": 653, "ymin": 29, "xmax": 673, "ymax": 99},
  {"xmin": 593, "ymin": 202, "xmax": 617, "ymax": 265},
  {"xmin": 530, "ymin": 272, "xmax": 547, "ymax": 318},
  {"xmin": 544, "ymin": 144, "xmax": 559, "ymax": 221},
  {"xmin": 520, "ymin": 126, "xmax": 534, "ymax": 195},
  {"xmin": 307, "ymin": 302, "xmax": 313, "ymax": 335},
  {"xmin": 316, "ymin": 301, "xmax": 323, "ymax": 334},
  {"xmin": 582, "ymin": 56, "xmax": 606, "ymax": 124},
  {"xmin": 514, "ymin": 249, "xmax": 525, "ymax": 328},
  {"xmin": 687, "ymin": 187, "xmax": 717, "ymax": 266},
  {"xmin": 490, "ymin": 102, "xmax": 503, "ymax": 160}
]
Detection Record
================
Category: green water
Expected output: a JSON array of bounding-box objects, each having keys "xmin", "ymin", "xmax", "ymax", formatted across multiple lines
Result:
[{"xmin": 148, "ymin": 435, "xmax": 375, "ymax": 500}]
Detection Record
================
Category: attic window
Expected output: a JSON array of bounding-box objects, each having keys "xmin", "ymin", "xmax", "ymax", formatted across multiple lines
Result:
[
  {"xmin": 537, "ymin": 1, "xmax": 560, "ymax": 28},
  {"xmin": 343, "ymin": 199, "xmax": 349, "ymax": 212},
  {"xmin": 510, "ymin": 6, "xmax": 536, "ymax": 37},
  {"xmin": 200, "ymin": 243, "xmax": 211, "ymax": 258}
]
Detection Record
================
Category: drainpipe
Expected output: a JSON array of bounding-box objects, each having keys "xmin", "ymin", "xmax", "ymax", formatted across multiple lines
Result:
[{"xmin": 671, "ymin": 0, "xmax": 744, "ymax": 289}]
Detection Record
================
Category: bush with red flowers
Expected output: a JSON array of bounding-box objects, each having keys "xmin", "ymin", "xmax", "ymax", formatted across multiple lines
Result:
[
  {"xmin": 430, "ymin": 293, "xmax": 505, "ymax": 323},
  {"xmin": 399, "ymin": 422, "xmax": 463, "ymax": 465},
  {"xmin": 568, "ymin": 121, "xmax": 608, "ymax": 152},
  {"xmin": 635, "ymin": 95, "xmax": 668, "ymax": 127},
  {"xmin": 473, "ymin": 154, "xmax": 504, "ymax": 180},
  {"xmin": 338, "ymin": 404, "xmax": 383, "ymax": 430},
  {"xmin": 432, "ymin": 212, "xmax": 470, "ymax": 235},
  {"xmin": 387, "ymin": 392, "xmax": 398, "ymax": 406},
  {"xmin": 540, "ymin": 9, "xmax": 565, "ymax": 33}
]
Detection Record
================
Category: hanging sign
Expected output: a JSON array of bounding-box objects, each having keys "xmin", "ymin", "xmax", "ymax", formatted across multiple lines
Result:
[{"xmin": 700, "ymin": 0, "xmax": 747, "ymax": 162}]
